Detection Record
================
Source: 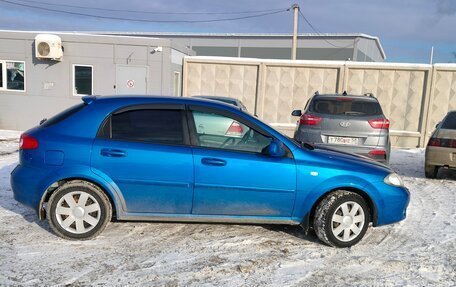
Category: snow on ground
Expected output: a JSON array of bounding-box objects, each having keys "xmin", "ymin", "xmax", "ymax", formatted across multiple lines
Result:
[
  {"xmin": 0, "ymin": 133, "xmax": 455, "ymax": 286},
  {"xmin": 0, "ymin": 130, "xmax": 21, "ymax": 156}
]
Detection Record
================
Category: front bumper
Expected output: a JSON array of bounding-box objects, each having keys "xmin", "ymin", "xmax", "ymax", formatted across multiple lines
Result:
[{"xmin": 375, "ymin": 184, "xmax": 410, "ymax": 226}]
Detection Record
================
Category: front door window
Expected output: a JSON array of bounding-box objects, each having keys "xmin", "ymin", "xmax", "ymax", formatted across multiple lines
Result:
[{"xmin": 192, "ymin": 110, "xmax": 272, "ymax": 153}]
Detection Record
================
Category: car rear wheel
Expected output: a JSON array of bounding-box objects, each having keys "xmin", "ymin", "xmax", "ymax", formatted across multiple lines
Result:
[
  {"xmin": 47, "ymin": 180, "xmax": 112, "ymax": 240},
  {"xmin": 425, "ymin": 165, "xmax": 438, "ymax": 179},
  {"xmin": 314, "ymin": 190, "xmax": 369, "ymax": 247}
]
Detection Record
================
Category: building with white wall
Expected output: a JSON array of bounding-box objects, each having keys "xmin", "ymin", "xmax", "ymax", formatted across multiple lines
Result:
[{"xmin": 0, "ymin": 30, "xmax": 192, "ymax": 130}]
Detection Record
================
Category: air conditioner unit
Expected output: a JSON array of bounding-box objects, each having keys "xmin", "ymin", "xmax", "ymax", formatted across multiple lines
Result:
[{"xmin": 35, "ymin": 34, "xmax": 63, "ymax": 61}]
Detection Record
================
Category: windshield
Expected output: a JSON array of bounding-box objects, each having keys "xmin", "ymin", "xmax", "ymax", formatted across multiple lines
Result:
[{"xmin": 309, "ymin": 98, "xmax": 383, "ymax": 116}]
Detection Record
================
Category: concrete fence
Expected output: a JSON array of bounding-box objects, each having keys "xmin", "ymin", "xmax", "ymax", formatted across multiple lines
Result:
[{"xmin": 183, "ymin": 56, "xmax": 456, "ymax": 148}]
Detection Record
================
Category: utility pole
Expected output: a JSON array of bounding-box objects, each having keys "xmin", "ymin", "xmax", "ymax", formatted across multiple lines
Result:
[
  {"xmin": 429, "ymin": 46, "xmax": 434, "ymax": 64},
  {"xmin": 291, "ymin": 4, "xmax": 299, "ymax": 60}
]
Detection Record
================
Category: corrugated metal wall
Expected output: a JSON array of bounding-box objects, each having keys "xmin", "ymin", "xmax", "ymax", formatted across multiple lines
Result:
[{"xmin": 183, "ymin": 57, "xmax": 456, "ymax": 148}]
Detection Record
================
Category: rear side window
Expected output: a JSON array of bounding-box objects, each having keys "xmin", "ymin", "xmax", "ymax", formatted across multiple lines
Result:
[
  {"xmin": 110, "ymin": 109, "xmax": 184, "ymax": 145},
  {"xmin": 441, "ymin": 112, "xmax": 456, "ymax": 130},
  {"xmin": 42, "ymin": 103, "xmax": 86, "ymax": 127},
  {"xmin": 309, "ymin": 98, "xmax": 382, "ymax": 116}
]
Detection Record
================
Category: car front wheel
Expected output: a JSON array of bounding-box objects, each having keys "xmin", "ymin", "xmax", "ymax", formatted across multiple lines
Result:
[
  {"xmin": 314, "ymin": 190, "xmax": 369, "ymax": 247},
  {"xmin": 47, "ymin": 180, "xmax": 112, "ymax": 240}
]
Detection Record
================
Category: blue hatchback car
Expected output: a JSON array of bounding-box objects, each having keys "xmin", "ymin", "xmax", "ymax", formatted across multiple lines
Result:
[{"xmin": 11, "ymin": 96, "xmax": 409, "ymax": 247}]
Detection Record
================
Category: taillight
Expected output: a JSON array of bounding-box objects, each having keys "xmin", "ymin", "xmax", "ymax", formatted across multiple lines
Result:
[
  {"xmin": 368, "ymin": 150, "xmax": 386, "ymax": 156},
  {"xmin": 368, "ymin": 149, "xmax": 386, "ymax": 160},
  {"xmin": 300, "ymin": 114, "xmax": 322, "ymax": 126},
  {"xmin": 225, "ymin": 121, "xmax": 244, "ymax": 137},
  {"xmin": 368, "ymin": 118, "xmax": 390, "ymax": 129},
  {"xmin": 428, "ymin": 137, "xmax": 456, "ymax": 148},
  {"xmin": 428, "ymin": 138, "xmax": 440, "ymax": 147},
  {"xmin": 19, "ymin": 134, "xmax": 39, "ymax": 150}
]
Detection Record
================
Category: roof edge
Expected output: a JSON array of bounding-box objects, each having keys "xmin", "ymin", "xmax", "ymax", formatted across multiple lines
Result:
[{"xmin": 97, "ymin": 31, "xmax": 386, "ymax": 60}]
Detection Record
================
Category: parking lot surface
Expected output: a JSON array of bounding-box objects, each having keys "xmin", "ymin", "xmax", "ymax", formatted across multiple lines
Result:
[{"xmin": 0, "ymin": 132, "xmax": 454, "ymax": 286}]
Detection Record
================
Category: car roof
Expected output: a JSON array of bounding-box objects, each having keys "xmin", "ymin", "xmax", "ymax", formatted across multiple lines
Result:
[
  {"xmin": 193, "ymin": 95, "xmax": 240, "ymax": 105},
  {"xmin": 313, "ymin": 93, "xmax": 379, "ymax": 101},
  {"xmin": 193, "ymin": 95, "xmax": 239, "ymax": 102},
  {"xmin": 83, "ymin": 95, "xmax": 242, "ymax": 111}
]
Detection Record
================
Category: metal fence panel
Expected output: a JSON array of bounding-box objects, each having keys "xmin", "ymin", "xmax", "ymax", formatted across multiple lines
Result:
[
  {"xmin": 260, "ymin": 65, "xmax": 340, "ymax": 125},
  {"xmin": 183, "ymin": 61, "xmax": 258, "ymax": 113}
]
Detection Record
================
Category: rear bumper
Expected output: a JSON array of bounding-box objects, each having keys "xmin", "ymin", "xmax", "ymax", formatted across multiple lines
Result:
[
  {"xmin": 425, "ymin": 146, "xmax": 456, "ymax": 168},
  {"xmin": 313, "ymin": 143, "xmax": 389, "ymax": 163},
  {"xmin": 10, "ymin": 164, "xmax": 48, "ymax": 214},
  {"xmin": 294, "ymin": 129, "xmax": 389, "ymax": 162}
]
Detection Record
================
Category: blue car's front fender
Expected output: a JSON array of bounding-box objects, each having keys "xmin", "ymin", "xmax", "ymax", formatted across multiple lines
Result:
[
  {"xmin": 292, "ymin": 174, "xmax": 381, "ymax": 226},
  {"xmin": 362, "ymin": 180, "xmax": 409, "ymax": 226}
]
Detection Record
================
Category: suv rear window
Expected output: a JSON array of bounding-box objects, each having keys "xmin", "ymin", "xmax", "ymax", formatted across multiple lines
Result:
[
  {"xmin": 110, "ymin": 109, "xmax": 184, "ymax": 145},
  {"xmin": 42, "ymin": 103, "xmax": 86, "ymax": 127},
  {"xmin": 309, "ymin": 98, "xmax": 382, "ymax": 116},
  {"xmin": 441, "ymin": 112, "xmax": 456, "ymax": 130}
]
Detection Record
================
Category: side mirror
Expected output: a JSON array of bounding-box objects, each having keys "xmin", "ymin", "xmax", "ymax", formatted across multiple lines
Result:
[
  {"xmin": 291, "ymin": 110, "xmax": 302, "ymax": 117},
  {"xmin": 265, "ymin": 140, "xmax": 286, "ymax": 157},
  {"xmin": 435, "ymin": 122, "xmax": 440, "ymax": 128}
]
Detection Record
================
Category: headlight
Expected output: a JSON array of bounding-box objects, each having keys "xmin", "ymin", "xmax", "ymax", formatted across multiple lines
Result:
[{"xmin": 384, "ymin": 173, "xmax": 404, "ymax": 187}]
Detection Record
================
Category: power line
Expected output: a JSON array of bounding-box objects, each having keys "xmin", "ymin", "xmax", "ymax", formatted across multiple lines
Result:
[
  {"xmin": 13, "ymin": 0, "xmax": 287, "ymax": 15},
  {"xmin": 0, "ymin": 0, "xmax": 288, "ymax": 23},
  {"xmin": 298, "ymin": 10, "xmax": 351, "ymax": 48}
]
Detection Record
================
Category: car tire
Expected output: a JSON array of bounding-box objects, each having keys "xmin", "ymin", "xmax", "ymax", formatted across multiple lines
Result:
[
  {"xmin": 424, "ymin": 165, "xmax": 438, "ymax": 179},
  {"xmin": 314, "ymin": 190, "xmax": 370, "ymax": 247},
  {"xmin": 47, "ymin": 180, "xmax": 112, "ymax": 240}
]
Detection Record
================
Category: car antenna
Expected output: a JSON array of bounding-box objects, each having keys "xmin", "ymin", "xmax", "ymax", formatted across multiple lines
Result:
[
  {"xmin": 342, "ymin": 91, "xmax": 347, "ymax": 96},
  {"xmin": 314, "ymin": 91, "xmax": 319, "ymax": 95}
]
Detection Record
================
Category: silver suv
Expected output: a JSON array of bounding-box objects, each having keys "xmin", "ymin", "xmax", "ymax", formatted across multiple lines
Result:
[{"xmin": 292, "ymin": 92, "xmax": 391, "ymax": 163}]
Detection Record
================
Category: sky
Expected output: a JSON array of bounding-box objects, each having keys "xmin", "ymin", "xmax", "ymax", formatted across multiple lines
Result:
[{"xmin": 0, "ymin": 0, "xmax": 455, "ymax": 63}]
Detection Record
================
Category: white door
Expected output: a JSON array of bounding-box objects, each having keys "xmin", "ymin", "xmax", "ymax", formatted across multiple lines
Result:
[{"xmin": 116, "ymin": 65, "xmax": 147, "ymax": 95}]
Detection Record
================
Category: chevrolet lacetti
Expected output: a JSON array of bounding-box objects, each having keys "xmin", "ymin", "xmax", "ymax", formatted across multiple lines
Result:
[{"xmin": 11, "ymin": 96, "xmax": 410, "ymax": 247}]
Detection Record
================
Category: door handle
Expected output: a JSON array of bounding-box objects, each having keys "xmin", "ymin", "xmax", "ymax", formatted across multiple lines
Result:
[
  {"xmin": 100, "ymin": 148, "xmax": 127, "ymax": 157},
  {"xmin": 201, "ymin": 157, "xmax": 227, "ymax": 166}
]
